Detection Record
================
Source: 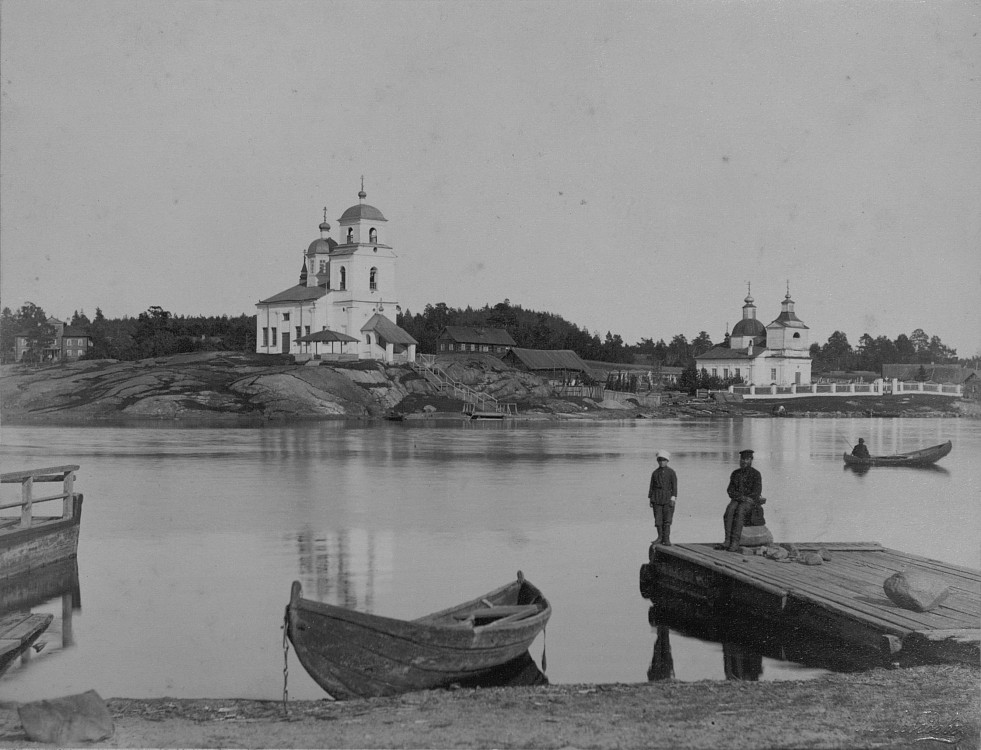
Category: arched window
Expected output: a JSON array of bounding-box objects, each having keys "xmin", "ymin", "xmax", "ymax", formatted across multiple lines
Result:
[
  {"xmin": 369, "ymin": 228, "xmax": 377, "ymax": 242},
  {"xmin": 318, "ymin": 260, "xmax": 327, "ymax": 273},
  {"xmin": 369, "ymin": 267, "xmax": 378, "ymax": 291},
  {"xmin": 793, "ymin": 332, "xmax": 801, "ymax": 339},
  {"xmin": 339, "ymin": 267, "xmax": 346, "ymax": 290},
  {"xmin": 365, "ymin": 334, "xmax": 372, "ymax": 345},
  {"xmin": 347, "ymin": 228, "xmax": 354, "ymax": 243}
]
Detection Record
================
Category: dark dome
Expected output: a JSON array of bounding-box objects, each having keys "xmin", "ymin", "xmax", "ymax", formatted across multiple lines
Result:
[
  {"xmin": 306, "ymin": 237, "xmax": 338, "ymax": 256},
  {"xmin": 731, "ymin": 318, "xmax": 766, "ymax": 337},
  {"xmin": 339, "ymin": 203, "xmax": 387, "ymax": 222}
]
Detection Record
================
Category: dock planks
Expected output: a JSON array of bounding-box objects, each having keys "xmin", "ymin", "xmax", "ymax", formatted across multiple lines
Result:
[
  {"xmin": 649, "ymin": 542, "xmax": 981, "ymax": 663},
  {"xmin": 0, "ymin": 611, "xmax": 53, "ymax": 675}
]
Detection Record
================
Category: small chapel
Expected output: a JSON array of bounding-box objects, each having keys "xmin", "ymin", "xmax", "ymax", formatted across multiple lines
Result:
[
  {"xmin": 695, "ymin": 286, "xmax": 812, "ymax": 386},
  {"xmin": 255, "ymin": 186, "xmax": 417, "ymax": 363}
]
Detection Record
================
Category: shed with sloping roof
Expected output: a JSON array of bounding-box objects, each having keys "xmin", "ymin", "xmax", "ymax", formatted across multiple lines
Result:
[{"xmin": 503, "ymin": 348, "xmax": 592, "ymax": 384}]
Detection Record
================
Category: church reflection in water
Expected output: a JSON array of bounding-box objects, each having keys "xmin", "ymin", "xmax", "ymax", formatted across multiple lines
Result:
[
  {"xmin": 647, "ymin": 596, "xmax": 891, "ymax": 682},
  {"xmin": 293, "ymin": 526, "xmax": 394, "ymax": 613},
  {"xmin": 0, "ymin": 557, "xmax": 81, "ymax": 677}
]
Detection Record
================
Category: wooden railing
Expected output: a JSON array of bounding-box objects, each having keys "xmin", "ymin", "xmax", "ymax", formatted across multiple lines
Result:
[
  {"xmin": 1, "ymin": 465, "xmax": 79, "ymax": 529},
  {"xmin": 412, "ymin": 358, "xmax": 506, "ymax": 413}
]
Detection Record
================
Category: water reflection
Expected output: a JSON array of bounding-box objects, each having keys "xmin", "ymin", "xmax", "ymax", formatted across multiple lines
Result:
[
  {"xmin": 0, "ymin": 559, "xmax": 80, "ymax": 677},
  {"xmin": 294, "ymin": 527, "xmax": 392, "ymax": 611},
  {"xmin": 647, "ymin": 597, "xmax": 893, "ymax": 678},
  {"xmin": 843, "ymin": 463, "xmax": 949, "ymax": 477}
]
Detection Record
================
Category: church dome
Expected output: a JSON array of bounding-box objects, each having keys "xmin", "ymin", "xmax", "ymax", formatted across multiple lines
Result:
[
  {"xmin": 339, "ymin": 203, "xmax": 387, "ymax": 222},
  {"xmin": 731, "ymin": 318, "xmax": 766, "ymax": 338},
  {"xmin": 306, "ymin": 237, "xmax": 338, "ymax": 256}
]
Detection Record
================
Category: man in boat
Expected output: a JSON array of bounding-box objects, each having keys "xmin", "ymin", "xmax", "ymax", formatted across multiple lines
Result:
[
  {"xmin": 716, "ymin": 449, "xmax": 762, "ymax": 552},
  {"xmin": 851, "ymin": 438, "xmax": 870, "ymax": 459},
  {"xmin": 648, "ymin": 450, "xmax": 678, "ymax": 546}
]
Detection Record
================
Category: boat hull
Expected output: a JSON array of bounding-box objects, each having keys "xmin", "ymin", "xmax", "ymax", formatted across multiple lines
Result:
[
  {"xmin": 0, "ymin": 494, "xmax": 83, "ymax": 581},
  {"xmin": 843, "ymin": 441, "xmax": 952, "ymax": 467},
  {"xmin": 287, "ymin": 575, "xmax": 550, "ymax": 700}
]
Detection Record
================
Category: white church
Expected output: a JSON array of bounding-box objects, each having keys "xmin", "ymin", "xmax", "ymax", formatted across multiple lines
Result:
[
  {"xmin": 695, "ymin": 286, "xmax": 812, "ymax": 386},
  {"xmin": 255, "ymin": 187, "xmax": 417, "ymax": 363}
]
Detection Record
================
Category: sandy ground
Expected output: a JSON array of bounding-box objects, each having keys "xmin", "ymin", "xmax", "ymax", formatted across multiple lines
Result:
[{"xmin": 0, "ymin": 665, "xmax": 976, "ymax": 749}]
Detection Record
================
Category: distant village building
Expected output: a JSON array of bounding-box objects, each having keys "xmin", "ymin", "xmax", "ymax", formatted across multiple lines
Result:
[
  {"xmin": 435, "ymin": 326, "xmax": 516, "ymax": 356},
  {"xmin": 14, "ymin": 317, "xmax": 91, "ymax": 362},
  {"xmin": 882, "ymin": 364, "xmax": 979, "ymax": 399},
  {"xmin": 255, "ymin": 187, "xmax": 417, "ymax": 364},
  {"xmin": 696, "ymin": 287, "xmax": 812, "ymax": 386}
]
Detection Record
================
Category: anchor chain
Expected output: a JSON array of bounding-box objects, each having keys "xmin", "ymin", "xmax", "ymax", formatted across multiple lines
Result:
[{"xmin": 281, "ymin": 607, "xmax": 291, "ymax": 716}]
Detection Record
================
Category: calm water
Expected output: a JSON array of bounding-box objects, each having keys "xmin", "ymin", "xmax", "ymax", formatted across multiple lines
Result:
[{"xmin": 1, "ymin": 417, "xmax": 978, "ymax": 701}]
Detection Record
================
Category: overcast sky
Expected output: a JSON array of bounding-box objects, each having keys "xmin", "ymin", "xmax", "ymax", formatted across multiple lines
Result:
[{"xmin": 2, "ymin": 1, "xmax": 979, "ymax": 356}]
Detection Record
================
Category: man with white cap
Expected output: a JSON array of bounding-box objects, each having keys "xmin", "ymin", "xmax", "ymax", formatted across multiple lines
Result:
[{"xmin": 647, "ymin": 450, "xmax": 678, "ymax": 545}]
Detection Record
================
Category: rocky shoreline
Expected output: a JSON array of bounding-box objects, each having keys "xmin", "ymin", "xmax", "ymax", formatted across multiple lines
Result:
[
  {"xmin": 1, "ymin": 665, "xmax": 976, "ymax": 749},
  {"xmin": 0, "ymin": 352, "xmax": 974, "ymax": 424}
]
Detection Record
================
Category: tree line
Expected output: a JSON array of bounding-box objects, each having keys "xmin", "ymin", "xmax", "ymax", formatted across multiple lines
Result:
[
  {"xmin": 0, "ymin": 303, "xmax": 255, "ymax": 363},
  {"xmin": 1, "ymin": 298, "xmax": 969, "ymax": 373}
]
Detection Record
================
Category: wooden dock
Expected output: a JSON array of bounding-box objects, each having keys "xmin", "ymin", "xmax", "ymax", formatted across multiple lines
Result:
[
  {"xmin": 0, "ymin": 611, "xmax": 53, "ymax": 676},
  {"xmin": 644, "ymin": 543, "xmax": 980, "ymax": 664},
  {"xmin": 1, "ymin": 465, "xmax": 83, "ymax": 580}
]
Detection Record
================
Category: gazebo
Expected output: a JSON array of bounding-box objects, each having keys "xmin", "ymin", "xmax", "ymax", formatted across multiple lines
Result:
[{"xmin": 295, "ymin": 328, "xmax": 360, "ymax": 358}]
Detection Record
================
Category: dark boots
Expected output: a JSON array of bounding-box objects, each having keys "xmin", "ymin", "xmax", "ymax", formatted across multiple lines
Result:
[
  {"xmin": 653, "ymin": 525, "xmax": 662, "ymax": 545},
  {"xmin": 661, "ymin": 523, "xmax": 672, "ymax": 546}
]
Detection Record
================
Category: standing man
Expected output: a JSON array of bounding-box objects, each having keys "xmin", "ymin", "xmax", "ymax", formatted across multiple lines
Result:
[
  {"xmin": 716, "ymin": 449, "xmax": 762, "ymax": 552},
  {"xmin": 648, "ymin": 450, "xmax": 678, "ymax": 546}
]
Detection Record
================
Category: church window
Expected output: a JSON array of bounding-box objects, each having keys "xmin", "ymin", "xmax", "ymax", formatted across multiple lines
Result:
[
  {"xmin": 793, "ymin": 332, "xmax": 801, "ymax": 339},
  {"xmin": 283, "ymin": 313, "xmax": 290, "ymax": 321},
  {"xmin": 271, "ymin": 327, "xmax": 278, "ymax": 344},
  {"xmin": 347, "ymin": 228, "xmax": 354, "ymax": 243},
  {"xmin": 366, "ymin": 334, "xmax": 372, "ymax": 345},
  {"xmin": 319, "ymin": 260, "xmax": 327, "ymax": 273},
  {"xmin": 295, "ymin": 326, "xmax": 301, "ymax": 343},
  {"xmin": 339, "ymin": 267, "xmax": 347, "ymax": 290},
  {"xmin": 262, "ymin": 328, "xmax": 269, "ymax": 347},
  {"xmin": 369, "ymin": 228, "xmax": 377, "ymax": 242},
  {"xmin": 369, "ymin": 267, "xmax": 378, "ymax": 291},
  {"xmin": 305, "ymin": 326, "xmax": 310, "ymax": 337},
  {"xmin": 770, "ymin": 368, "xmax": 777, "ymax": 381}
]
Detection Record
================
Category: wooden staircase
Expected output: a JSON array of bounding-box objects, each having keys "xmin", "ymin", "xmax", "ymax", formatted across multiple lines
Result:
[{"xmin": 412, "ymin": 355, "xmax": 516, "ymax": 417}]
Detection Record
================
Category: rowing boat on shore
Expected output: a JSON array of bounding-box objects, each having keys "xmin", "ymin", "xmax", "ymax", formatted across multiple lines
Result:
[
  {"xmin": 842, "ymin": 440, "xmax": 952, "ymax": 467},
  {"xmin": 286, "ymin": 571, "xmax": 550, "ymax": 700}
]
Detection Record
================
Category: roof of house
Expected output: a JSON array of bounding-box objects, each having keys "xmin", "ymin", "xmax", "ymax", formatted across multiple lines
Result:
[
  {"xmin": 505, "ymin": 348, "xmax": 589, "ymax": 372},
  {"xmin": 257, "ymin": 284, "xmax": 327, "ymax": 305},
  {"xmin": 296, "ymin": 329, "xmax": 359, "ymax": 343},
  {"xmin": 62, "ymin": 326, "xmax": 91, "ymax": 337},
  {"xmin": 361, "ymin": 314, "xmax": 417, "ymax": 345},
  {"xmin": 881, "ymin": 364, "xmax": 978, "ymax": 383},
  {"xmin": 767, "ymin": 311, "xmax": 809, "ymax": 329},
  {"xmin": 437, "ymin": 326, "xmax": 517, "ymax": 346},
  {"xmin": 696, "ymin": 345, "xmax": 767, "ymax": 361}
]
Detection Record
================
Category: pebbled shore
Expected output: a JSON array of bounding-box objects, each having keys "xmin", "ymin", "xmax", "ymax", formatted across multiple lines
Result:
[{"xmin": 0, "ymin": 665, "xmax": 977, "ymax": 749}]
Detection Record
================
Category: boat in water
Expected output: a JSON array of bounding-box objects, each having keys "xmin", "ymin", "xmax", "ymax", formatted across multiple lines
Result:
[
  {"xmin": 285, "ymin": 571, "xmax": 550, "ymax": 700},
  {"xmin": 842, "ymin": 440, "xmax": 952, "ymax": 467}
]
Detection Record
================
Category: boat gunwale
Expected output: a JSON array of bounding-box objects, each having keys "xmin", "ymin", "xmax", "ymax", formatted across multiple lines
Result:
[{"xmin": 842, "ymin": 440, "xmax": 952, "ymax": 466}]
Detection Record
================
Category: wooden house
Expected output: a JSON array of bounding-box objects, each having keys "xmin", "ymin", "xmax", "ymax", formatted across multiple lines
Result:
[{"xmin": 435, "ymin": 326, "xmax": 516, "ymax": 357}]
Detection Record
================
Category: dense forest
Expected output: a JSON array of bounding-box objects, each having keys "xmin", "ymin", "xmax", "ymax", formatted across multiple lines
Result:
[{"xmin": 1, "ymin": 299, "xmax": 972, "ymax": 374}]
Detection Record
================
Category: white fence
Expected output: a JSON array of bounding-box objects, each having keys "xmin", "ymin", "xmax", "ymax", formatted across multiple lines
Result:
[{"xmin": 730, "ymin": 379, "xmax": 962, "ymax": 400}]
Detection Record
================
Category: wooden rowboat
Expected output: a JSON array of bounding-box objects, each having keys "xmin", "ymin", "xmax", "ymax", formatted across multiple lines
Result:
[
  {"xmin": 286, "ymin": 571, "xmax": 550, "ymax": 700},
  {"xmin": 842, "ymin": 440, "xmax": 952, "ymax": 467}
]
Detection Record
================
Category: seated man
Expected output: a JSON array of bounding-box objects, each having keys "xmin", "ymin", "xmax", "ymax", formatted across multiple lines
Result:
[
  {"xmin": 851, "ymin": 438, "xmax": 870, "ymax": 459},
  {"xmin": 716, "ymin": 449, "xmax": 762, "ymax": 552}
]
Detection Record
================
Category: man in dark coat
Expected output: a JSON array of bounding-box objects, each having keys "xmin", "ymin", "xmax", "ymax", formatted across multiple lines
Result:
[
  {"xmin": 716, "ymin": 449, "xmax": 762, "ymax": 552},
  {"xmin": 851, "ymin": 438, "xmax": 870, "ymax": 459},
  {"xmin": 648, "ymin": 450, "xmax": 678, "ymax": 545}
]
